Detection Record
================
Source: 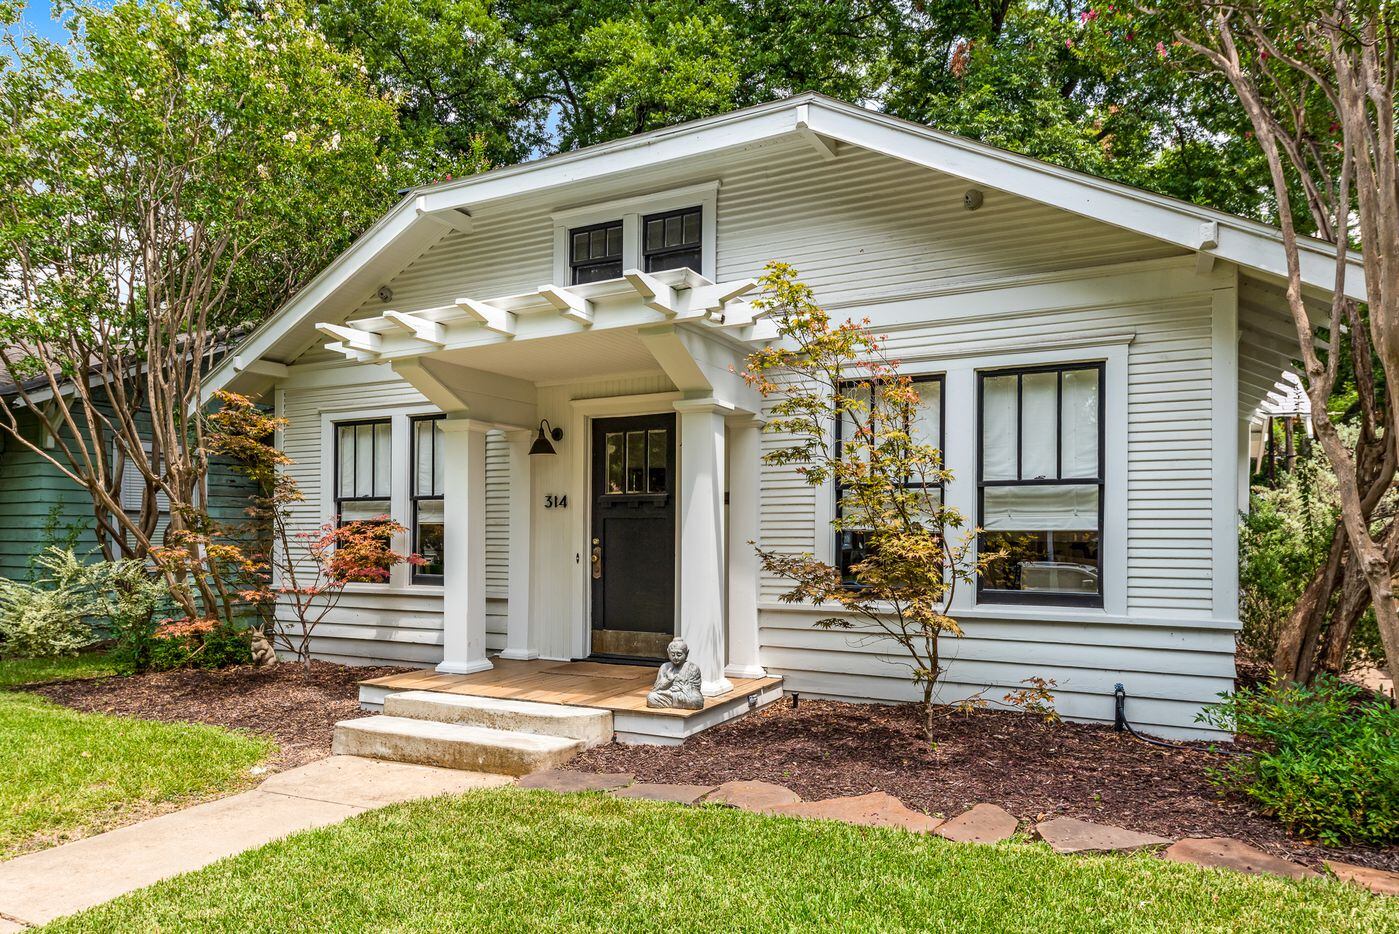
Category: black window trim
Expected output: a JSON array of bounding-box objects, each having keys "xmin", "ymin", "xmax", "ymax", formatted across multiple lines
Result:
[
  {"xmin": 975, "ymin": 361, "xmax": 1106, "ymax": 609},
  {"xmin": 410, "ymin": 414, "xmax": 445, "ymax": 585},
  {"xmin": 332, "ymin": 418, "xmax": 392, "ymax": 525},
  {"xmin": 568, "ymin": 218, "xmax": 624, "ymax": 285},
  {"xmin": 832, "ymin": 372, "xmax": 946, "ymax": 586},
  {"xmin": 641, "ymin": 205, "xmax": 703, "ymax": 274}
]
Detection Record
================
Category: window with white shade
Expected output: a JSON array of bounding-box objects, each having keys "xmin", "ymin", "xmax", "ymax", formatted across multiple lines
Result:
[
  {"xmin": 834, "ymin": 375, "xmax": 943, "ymax": 585},
  {"xmin": 334, "ymin": 419, "xmax": 391, "ymax": 524},
  {"xmin": 116, "ymin": 439, "xmax": 168, "ymax": 514},
  {"xmin": 411, "ymin": 415, "xmax": 445, "ymax": 583},
  {"xmin": 977, "ymin": 363, "xmax": 1103, "ymax": 606}
]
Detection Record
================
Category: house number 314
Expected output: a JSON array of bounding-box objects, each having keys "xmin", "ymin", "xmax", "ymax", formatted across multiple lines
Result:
[{"xmin": 544, "ymin": 494, "xmax": 568, "ymax": 509}]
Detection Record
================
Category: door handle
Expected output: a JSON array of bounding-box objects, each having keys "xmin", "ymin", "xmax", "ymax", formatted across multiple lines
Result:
[{"xmin": 591, "ymin": 540, "xmax": 602, "ymax": 579}]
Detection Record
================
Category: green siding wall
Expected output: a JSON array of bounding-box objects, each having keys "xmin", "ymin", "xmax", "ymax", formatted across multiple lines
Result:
[{"xmin": 0, "ymin": 408, "xmax": 258, "ymax": 581}]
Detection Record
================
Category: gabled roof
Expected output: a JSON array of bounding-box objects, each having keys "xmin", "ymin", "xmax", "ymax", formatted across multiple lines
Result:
[{"xmin": 206, "ymin": 92, "xmax": 1365, "ymax": 399}]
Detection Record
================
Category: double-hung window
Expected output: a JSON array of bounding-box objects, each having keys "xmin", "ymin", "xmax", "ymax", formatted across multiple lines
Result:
[
  {"xmin": 834, "ymin": 375, "xmax": 943, "ymax": 585},
  {"xmin": 977, "ymin": 363, "xmax": 1104, "ymax": 606},
  {"xmin": 411, "ymin": 416, "xmax": 445, "ymax": 583},
  {"xmin": 642, "ymin": 206, "xmax": 702, "ymax": 274},
  {"xmin": 334, "ymin": 419, "xmax": 391, "ymax": 523},
  {"xmin": 569, "ymin": 220, "xmax": 623, "ymax": 285}
]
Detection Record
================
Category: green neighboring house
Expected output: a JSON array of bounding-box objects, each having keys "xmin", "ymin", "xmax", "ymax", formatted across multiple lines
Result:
[{"xmin": 0, "ymin": 387, "xmax": 257, "ymax": 582}]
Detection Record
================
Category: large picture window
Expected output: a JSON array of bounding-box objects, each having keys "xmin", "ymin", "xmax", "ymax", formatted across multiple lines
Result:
[
  {"xmin": 411, "ymin": 416, "xmax": 445, "ymax": 583},
  {"xmin": 334, "ymin": 419, "xmax": 391, "ymax": 523},
  {"xmin": 834, "ymin": 375, "xmax": 943, "ymax": 584},
  {"xmin": 977, "ymin": 363, "xmax": 1103, "ymax": 606}
]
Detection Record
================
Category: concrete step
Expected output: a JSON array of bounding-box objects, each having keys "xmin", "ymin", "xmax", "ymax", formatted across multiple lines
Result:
[
  {"xmin": 331, "ymin": 716, "xmax": 584, "ymax": 776},
  {"xmin": 383, "ymin": 691, "xmax": 613, "ymax": 748}
]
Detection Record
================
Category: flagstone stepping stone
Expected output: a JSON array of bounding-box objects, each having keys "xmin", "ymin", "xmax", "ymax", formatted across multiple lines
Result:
[
  {"xmin": 935, "ymin": 803, "xmax": 1019, "ymax": 845},
  {"xmin": 1162, "ymin": 837, "xmax": 1318, "ymax": 880},
  {"xmin": 767, "ymin": 792, "xmax": 943, "ymax": 832},
  {"xmin": 1034, "ymin": 817, "xmax": 1170, "ymax": 854},
  {"xmin": 611, "ymin": 782, "xmax": 718, "ymax": 805},
  {"xmin": 516, "ymin": 770, "xmax": 634, "ymax": 793},
  {"xmin": 702, "ymin": 780, "xmax": 802, "ymax": 812},
  {"xmin": 1324, "ymin": 860, "xmax": 1399, "ymax": 896}
]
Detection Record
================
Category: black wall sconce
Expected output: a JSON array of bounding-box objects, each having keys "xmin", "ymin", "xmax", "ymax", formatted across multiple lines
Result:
[{"xmin": 529, "ymin": 418, "xmax": 564, "ymax": 456}]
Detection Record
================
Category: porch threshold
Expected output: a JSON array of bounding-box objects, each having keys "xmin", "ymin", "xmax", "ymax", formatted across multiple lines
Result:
[{"xmin": 358, "ymin": 658, "xmax": 783, "ymax": 746}]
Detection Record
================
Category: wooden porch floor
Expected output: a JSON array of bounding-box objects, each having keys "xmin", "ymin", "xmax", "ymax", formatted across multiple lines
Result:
[{"xmin": 360, "ymin": 658, "xmax": 783, "ymax": 720}]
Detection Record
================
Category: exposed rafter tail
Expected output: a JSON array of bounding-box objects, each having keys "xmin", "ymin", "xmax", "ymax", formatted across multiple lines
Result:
[{"xmin": 538, "ymin": 285, "xmax": 594, "ymax": 326}]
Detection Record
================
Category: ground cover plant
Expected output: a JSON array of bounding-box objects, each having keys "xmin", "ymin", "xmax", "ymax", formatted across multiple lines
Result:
[
  {"xmin": 43, "ymin": 789, "xmax": 1395, "ymax": 933},
  {"xmin": 1201, "ymin": 676, "xmax": 1398, "ymax": 846},
  {"xmin": 0, "ymin": 658, "xmax": 273, "ymax": 858}
]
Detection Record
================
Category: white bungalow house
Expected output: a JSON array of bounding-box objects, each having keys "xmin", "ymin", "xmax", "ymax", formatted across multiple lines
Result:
[{"xmin": 206, "ymin": 93, "xmax": 1361, "ymax": 741}]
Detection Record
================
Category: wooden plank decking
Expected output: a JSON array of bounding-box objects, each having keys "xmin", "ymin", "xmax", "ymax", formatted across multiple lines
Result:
[{"xmin": 360, "ymin": 658, "xmax": 783, "ymax": 720}]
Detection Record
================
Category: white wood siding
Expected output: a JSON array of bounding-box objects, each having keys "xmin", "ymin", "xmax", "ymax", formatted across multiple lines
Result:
[{"xmin": 275, "ymin": 374, "xmax": 513, "ymax": 665}]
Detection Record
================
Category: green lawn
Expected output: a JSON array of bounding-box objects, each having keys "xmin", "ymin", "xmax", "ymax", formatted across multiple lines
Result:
[
  {"xmin": 0, "ymin": 652, "xmax": 119, "ymax": 690},
  {"xmin": 43, "ymin": 790, "xmax": 1395, "ymax": 933},
  {"xmin": 0, "ymin": 658, "xmax": 274, "ymax": 859}
]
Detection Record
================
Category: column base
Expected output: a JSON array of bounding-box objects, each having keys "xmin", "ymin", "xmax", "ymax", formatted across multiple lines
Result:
[
  {"xmin": 435, "ymin": 658, "xmax": 494, "ymax": 676},
  {"xmin": 701, "ymin": 677, "xmax": 735, "ymax": 697},
  {"xmin": 724, "ymin": 664, "xmax": 767, "ymax": 680},
  {"xmin": 497, "ymin": 649, "xmax": 540, "ymax": 661}
]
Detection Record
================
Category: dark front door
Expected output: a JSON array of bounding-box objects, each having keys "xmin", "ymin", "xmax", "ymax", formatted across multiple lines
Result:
[{"xmin": 590, "ymin": 413, "xmax": 676, "ymax": 660}]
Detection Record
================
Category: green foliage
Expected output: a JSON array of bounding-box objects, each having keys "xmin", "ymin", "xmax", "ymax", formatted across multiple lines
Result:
[
  {"xmin": 1200, "ymin": 676, "xmax": 1399, "ymax": 846},
  {"xmin": 1238, "ymin": 444, "xmax": 1337, "ymax": 661},
  {"xmin": 26, "ymin": 504, "xmax": 85, "ymax": 581},
  {"xmin": 144, "ymin": 620, "xmax": 251, "ymax": 673},
  {"xmin": 0, "ymin": 549, "xmax": 108, "ymax": 658}
]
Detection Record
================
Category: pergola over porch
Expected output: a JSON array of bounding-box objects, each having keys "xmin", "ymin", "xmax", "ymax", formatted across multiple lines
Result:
[{"xmin": 310, "ymin": 268, "xmax": 774, "ymax": 698}]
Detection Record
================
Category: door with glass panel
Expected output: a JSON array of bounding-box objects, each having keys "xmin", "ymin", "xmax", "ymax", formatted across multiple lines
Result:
[
  {"xmin": 589, "ymin": 414, "xmax": 676, "ymax": 660},
  {"xmin": 977, "ymin": 363, "xmax": 1104, "ymax": 606}
]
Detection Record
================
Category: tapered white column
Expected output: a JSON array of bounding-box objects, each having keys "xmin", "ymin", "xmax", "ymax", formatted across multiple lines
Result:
[
  {"xmin": 725, "ymin": 414, "xmax": 766, "ymax": 679},
  {"xmin": 500, "ymin": 428, "xmax": 537, "ymax": 660},
  {"xmin": 675, "ymin": 398, "xmax": 733, "ymax": 696},
  {"xmin": 437, "ymin": 417, "xmax": 492, "ymax": 675}
]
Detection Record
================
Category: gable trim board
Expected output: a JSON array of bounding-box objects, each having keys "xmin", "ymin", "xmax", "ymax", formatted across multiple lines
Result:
[{"xmin": 211, "ymin": 94, "xmax": 1344, "ymax": 739}]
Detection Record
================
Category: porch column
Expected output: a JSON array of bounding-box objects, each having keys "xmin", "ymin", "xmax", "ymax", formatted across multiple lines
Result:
[
  {"xmin": 437, "ymin": 417, "xmax": 492, "ymax": 675},
  {"xmin": 725, "ymin": 414, "xmax": 766, "ymax": 679},
  {"xmin": 500, "ymin": 428, "xmax": 537, "ymax": 660},
  {"xmin": 674, "ymin": 398, "xmax": 733, "ymax": 696}
]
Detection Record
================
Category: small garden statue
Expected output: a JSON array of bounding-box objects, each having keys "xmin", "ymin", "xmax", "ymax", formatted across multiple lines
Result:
[
  {"xmin": 646, "ymin": 638, "xmax": 704, "ymax": 710},
  {"xmin": 249, "ymin": 628, "xmax": 277, "ymax": 668}
]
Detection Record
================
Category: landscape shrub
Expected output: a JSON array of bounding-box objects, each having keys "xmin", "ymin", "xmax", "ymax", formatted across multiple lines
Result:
[
  {"xmin": 144, "ymin": 618, "xmax": 252, "ymax": 672},
  {"xmin": 1200, "ymin": 675, "xmax": 1398, "ymax": 845},
  {"xmin": 0, "ymin": 549, "xmax": 108, "ymax": 657}
]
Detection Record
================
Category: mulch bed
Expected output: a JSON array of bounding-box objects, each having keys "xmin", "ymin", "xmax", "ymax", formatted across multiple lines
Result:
[
  {"xmin": 568, "ymin": 698, "xmax": 1399, "ymax": 873},
  {"xmin": 27, "ymin": 661, "xmax": 409, "ymax": 770}
]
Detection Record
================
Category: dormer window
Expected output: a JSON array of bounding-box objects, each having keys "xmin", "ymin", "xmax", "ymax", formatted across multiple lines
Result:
[
  {"xmin": 643, "ymin": 206, "xmax": 702, "ymax": 274},
  {"xmin": 569, "ymin": 220, "xmax": 624, "ymax": 285}
]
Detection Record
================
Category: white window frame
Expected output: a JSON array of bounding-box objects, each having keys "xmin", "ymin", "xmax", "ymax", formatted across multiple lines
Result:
[
  {"xmin": 811, "ymin": 338, "xmax": 1129, "ymax": 618},
  {"xmin": 550, "ymin": 180, "xmax": 719, "ymax": 285},
  {"xmin": 318, "ymin": 403, "xmax": 441, "ymax": 590}
]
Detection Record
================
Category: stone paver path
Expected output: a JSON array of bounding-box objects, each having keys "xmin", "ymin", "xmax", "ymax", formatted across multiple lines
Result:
[
  {"xmin": 1163, "ymin": 837, "xmax": 1318, "ymax": 880},
  {"xmin": 0, "ymin": 756, "xmax": 509, "ymax": 929},
  {"xmin": 768, "ymin": 792, "xmax": 943, "ymax": 832},
  {"xmin": 935, "ymin": 803, "xmax": 1019, "ymax": 844},
  {"xmin": 1035, "ymin": 818, "xmax": 1171, "ymax": 854},
  {"xmin": 517, "ymin": 770, "xmax": 634, "ymax": 792},
  {"xmin": 703, "ymin": 780, "xmax": 802, "ymax": 812},
  {"xmin": 1324, "ymin": 860, "xmax": 1399, "ymax": 897}
]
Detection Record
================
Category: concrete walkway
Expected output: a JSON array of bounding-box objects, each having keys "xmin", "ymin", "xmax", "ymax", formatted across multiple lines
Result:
[{"xmin": 0, "ymin": 756, "xmax": 511, "ymax": 929}]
